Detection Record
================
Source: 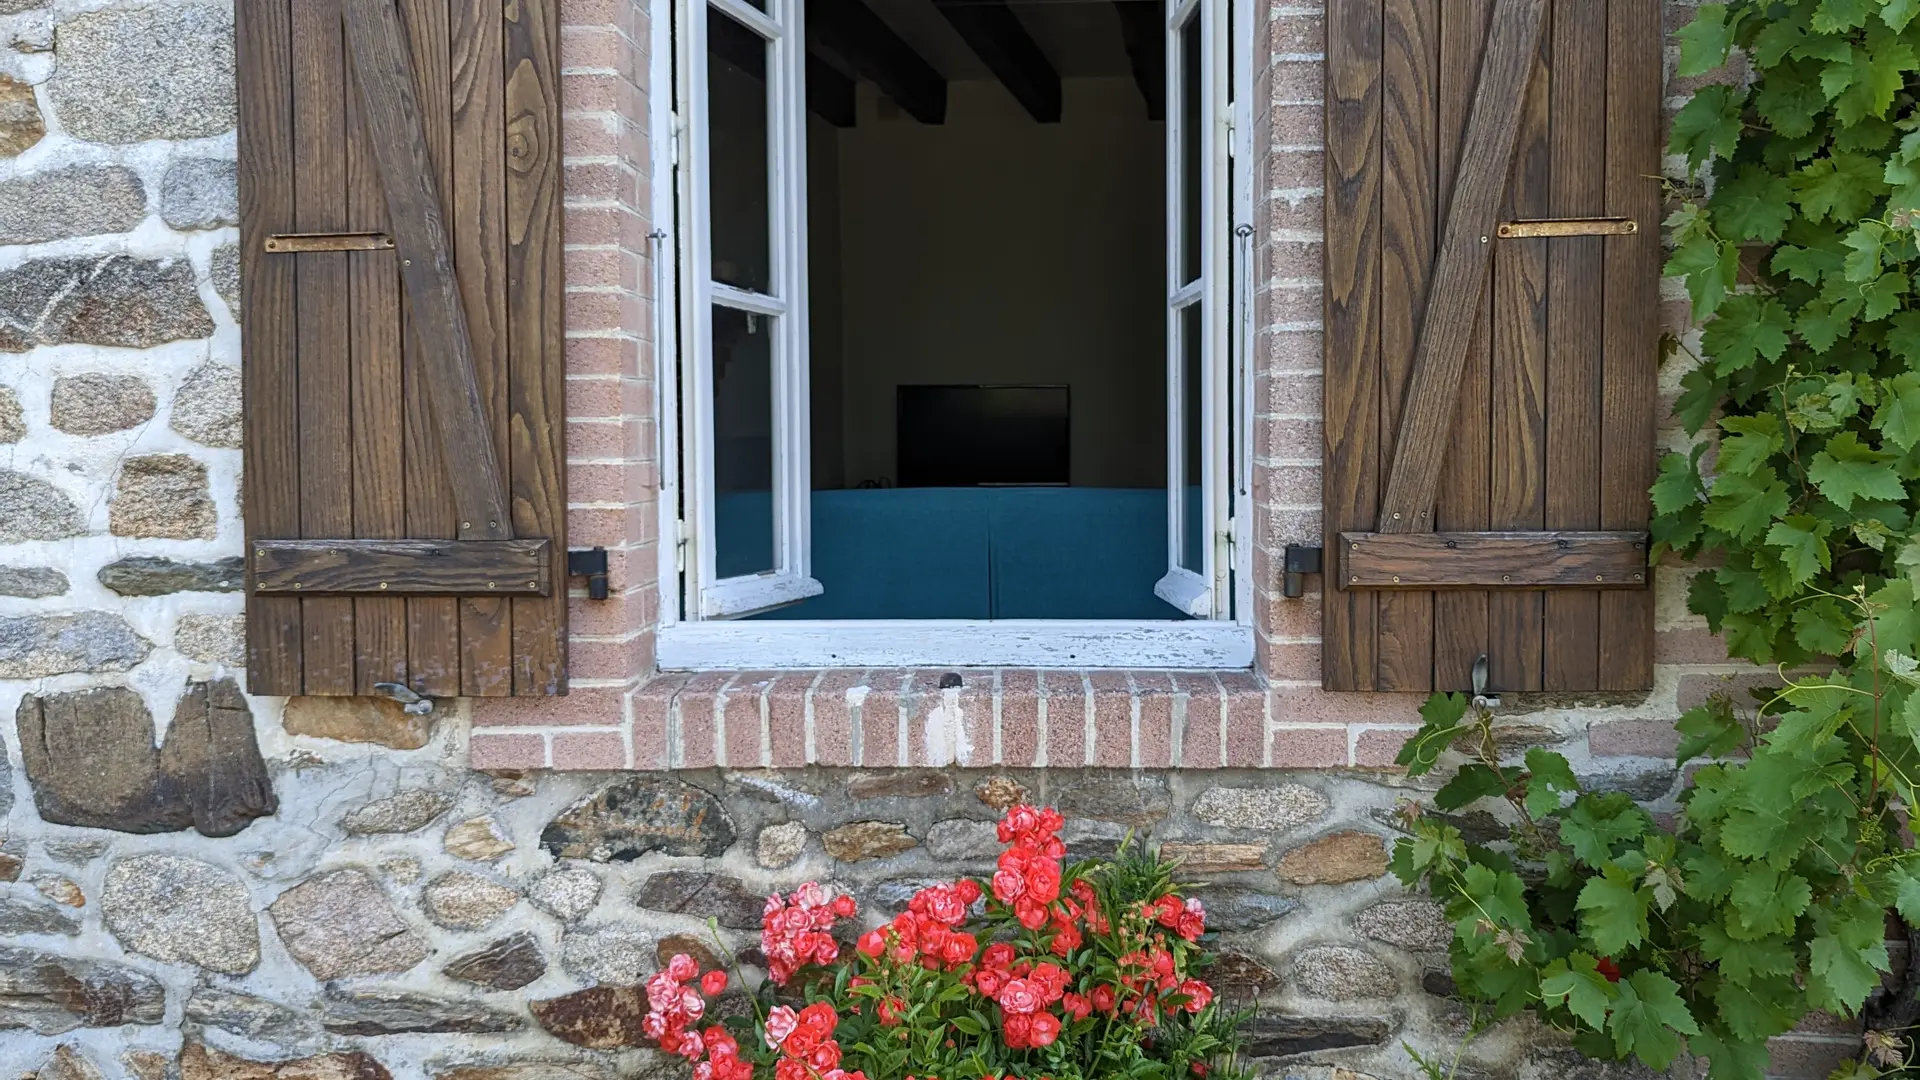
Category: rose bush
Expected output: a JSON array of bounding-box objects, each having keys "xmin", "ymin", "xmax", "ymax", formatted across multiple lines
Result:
[{"xmin": 638, "ymin": 804, "xmax": 1250, "ymax": 1080}]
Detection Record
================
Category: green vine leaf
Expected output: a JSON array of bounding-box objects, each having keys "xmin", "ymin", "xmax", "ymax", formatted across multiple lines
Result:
[
  {"xmin": 1576, "ymin": 864, "xmax": 1652, "ymax": 955},
  {"xmin": 1524, "ymin": 750, "xmax": 1580, "ymax": 818},
  {"xmin": 1539, "ymin": 953, "xmax": 1616, "ymax": 1030},
  {"xmin": 1807, "ymin": 431, "xmax": 1906, "ymax": 509},
  {"xmin": 1727, "ymin": 864, "xmax": 1814, "ymax": 939},
  {"xmin": 1608, "ymin": 971, "xmax": 1700, "ymax": 1070}
]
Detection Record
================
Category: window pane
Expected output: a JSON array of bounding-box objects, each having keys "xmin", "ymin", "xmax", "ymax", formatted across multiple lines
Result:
[
  {"xmin": 712, "ymin": 305, "xmax": 776, "ymax": 578},
  {"xmin": 1179, "ymin": 301, "xmax": 1203, "ymax": 574},
  {"xmin": 708, "ymin": 10, "xmax": 772, "ymax": 293},
  {"xmin": 1179, "ymin": 13, "xmax": 1202, "ymax": 286}
]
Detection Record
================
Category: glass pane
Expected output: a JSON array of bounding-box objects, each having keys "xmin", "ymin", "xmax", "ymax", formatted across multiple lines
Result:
[
  {"xmin": 1179, "ymin": 301, "xmax": 1203, "ymax": 574},
  {"xmin": 1179, "ymin": 13, "xmax": 1202, "ymax": 286},
  {"xmin": 708, "ymin": 10, "xmax": 772, "ymax": 293},
  {"xmin": 712, "ymin": 305, "xmax": 776, "ymax": 578}
]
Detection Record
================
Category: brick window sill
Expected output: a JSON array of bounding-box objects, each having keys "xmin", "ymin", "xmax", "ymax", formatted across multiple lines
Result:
[{"xmin": 469, "ymin": 668, "xmax": 1428, "ymax": 772}]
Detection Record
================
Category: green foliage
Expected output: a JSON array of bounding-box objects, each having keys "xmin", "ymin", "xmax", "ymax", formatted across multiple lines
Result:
[
  {"xmin": 1391, "ymin": 594, "xmax": 1919, "ymax": 1080},
  {"xmin": 1662, "ymin": 0, "xmax": 1920, "ymax": 667}
]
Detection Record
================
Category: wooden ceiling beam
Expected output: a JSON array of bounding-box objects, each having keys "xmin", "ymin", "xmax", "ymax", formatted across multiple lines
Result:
[
  {"xmin": 810, "ymin": 0, "xmax": 947, "ymax": 124},
  {"xmin": 937, "ymin": 0, "xmax": 1060, "ymax": 122},
  {"xmin": 1113, "ymin": 0, "xmax": 1165, "ymax": 121}
]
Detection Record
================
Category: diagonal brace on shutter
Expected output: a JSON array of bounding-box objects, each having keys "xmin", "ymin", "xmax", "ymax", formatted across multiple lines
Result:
[
  {"xmin": 343, "ymin": 0, "xmax": 511, "ymax": 543},
  {"xmin": 1374, "ymin": 0, "xmax": 1548, "ymax": 535}
]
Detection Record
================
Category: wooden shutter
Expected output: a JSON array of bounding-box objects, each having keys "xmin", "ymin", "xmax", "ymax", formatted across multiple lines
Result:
[
  {"xmin": 1321, "ymin": 0, "xmax": 1660, "ymax": 693},
  {"xmin": 238, "ymin": 0, "xmax": 565, "ymax": 697}
]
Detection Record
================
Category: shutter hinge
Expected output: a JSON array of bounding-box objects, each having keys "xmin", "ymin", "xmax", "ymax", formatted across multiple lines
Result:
[
  {"xmin": 675, "ymin": 520, "xmax": 689, "ymax": 573},
  {"xmin": 567, "ymin": 547, "xmax": 611, "ymax": 600},
  {"xmin": 670, "ymin": 110, "xmax": 684, "ymax": 168},
  {"xmin": 1282, "ymin": 544, "xmax": 1322, "ymax": 599}
]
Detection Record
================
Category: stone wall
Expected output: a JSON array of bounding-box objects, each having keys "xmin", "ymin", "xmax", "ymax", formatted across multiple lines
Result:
[{"xmin": 3, "ymin": 754, "xmax": 1800, "ymax": 1080}]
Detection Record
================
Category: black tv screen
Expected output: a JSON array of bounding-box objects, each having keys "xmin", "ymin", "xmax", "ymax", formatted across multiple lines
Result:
[{"xmin": 897, "ymin": 385, "xmax": 1070, "ymax": 487}]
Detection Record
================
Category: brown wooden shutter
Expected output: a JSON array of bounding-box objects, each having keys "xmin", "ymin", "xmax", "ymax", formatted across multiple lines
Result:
[
  {"xmin": 1321, "ymin": 0, "xmax": 1660, "ymax": 693},
  {"xmin": 238, "ymin": 0, "xmax": 565, "ymax": 697}
]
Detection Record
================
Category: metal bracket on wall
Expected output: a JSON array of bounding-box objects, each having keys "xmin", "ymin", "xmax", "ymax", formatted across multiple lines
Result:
[
  {"xmin": 568, "ymin": 547, "xmax": 611, "ymax": 600},
  {"xmin": 1282, "ymin": 545, "xmax": 1323, "ymax": 599}
]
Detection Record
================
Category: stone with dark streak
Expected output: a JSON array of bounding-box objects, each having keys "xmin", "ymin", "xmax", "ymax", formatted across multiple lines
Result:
[
  {"xmin": 1207, "ymin": 949, "xmax": 1282, "ymax": 998},
  {"xmin": 1054, "ymin": 772, "xmax": 1170, "ymax": 826},
  {"xmin": 1242, "ymin": 1014, "xmax": 1392, "ymax": 1058},
  {"xmin": 443, "ymin": 931, "xmax": 548, "ymax": 991},
  {"xmin": 632, "ymin": 871, "xmax": 766, "ymax": 929},
  {"xmin": 97, "ymin": 556, "xmax": 245, "ymax": 596},
  {"xmin": 317, "ymin": 991, "xmax": 523, "ymax": 1036},
  {"xmin": 179, "ymin": 1043, "xmax": 391, "ymax": 1080},
  {"xmin": 530, "ymin": 985, "xmax": 651, "ymax": 1049},
  {"xmin": 1188, "ymin": 886, "xmax": 1300, "ymax": 932},
  {"xmin": 157, "ymin": 678, "xmax": 276, "ymax": 837},
  {"xmin": 541, "ymin": 776, "xmax": 735, "ymax": 861},
  {"xmin": 0, "ymin": 946, "xmax": 166, "ymax": 1034}
]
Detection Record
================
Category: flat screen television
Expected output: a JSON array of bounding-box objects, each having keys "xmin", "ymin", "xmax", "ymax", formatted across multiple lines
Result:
[{"xmin": 897, "ymin": 384, "xmax": 1070, "ymax": 487}]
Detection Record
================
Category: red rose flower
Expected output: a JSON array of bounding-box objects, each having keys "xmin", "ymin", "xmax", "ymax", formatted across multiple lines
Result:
[
  {"xmin": 700, "ymin": 970, "xmax": 728, "ymax": 996},
  {"xmin": 1029, "ymin": 1011, "xmax": 1062, "ymax": 1047}
]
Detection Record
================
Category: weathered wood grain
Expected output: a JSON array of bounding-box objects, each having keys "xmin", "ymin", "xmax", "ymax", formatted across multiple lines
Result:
[
  {"xmin": 1322, "ymin": 0, "xmax": 1384, "ymax": 691},
  {"xmin": 347, "ymin": 48, "xmax": 410, "ymax": 693},
  {"xmin": 253, "ymin": 539, "xmax": 552, "ymax": 595},
  {"xmin": 238, "ymin": 0, "xmax": 304, "ymax": 696},
  {"xmin": 505, "ymin": 0, "xmax": 567, "ymax": 695},
  {"xmin": 344, "ymin": 0, "xmax": 510, "ymax": 542},
  {"xmin": 398, "ymin": 0, "xmax": 461, "ymax": 697},
  {"xmin": 454, "ymin": 0, "xmax": 514, "ymax": 695},
  {"xmin": 293, "ymin": 0, "xmax": 357, "ymax": 694},
  {"xmin": 1375, "ymin": 0, "xmax": 1439, "ymax": 690},
  {"xmin": 1487, "ymin": 9, "xmax": 1550, "ymax": 692},
  {"xmin": 1600, "ymin": 0, "xmax": 1660, "ymax": 690},
  {"xmin": 1543, "ymin": 0, "xmax": 1606, "ymax": 690},
  {"xmin": 1341, "ymin": 532, "xmax": 1650, "ymax": 589},
  {"xmin": 1430, "ymin": 0, "xmax": 1493, "ymax": 692},
  {"xmin": 1374, "ymin": 0, "xmax": 1546, "ymax": 534}
]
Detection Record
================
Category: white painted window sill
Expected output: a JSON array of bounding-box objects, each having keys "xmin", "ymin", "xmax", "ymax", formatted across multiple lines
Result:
[{"xmin": 655, "ymin": 620, "xmax": 1257, "ymax": 670}]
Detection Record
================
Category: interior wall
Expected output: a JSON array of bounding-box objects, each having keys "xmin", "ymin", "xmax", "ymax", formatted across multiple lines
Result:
[{"xmin": 814, "ymin": 76, "xmax": 1166, "ymax": 490}]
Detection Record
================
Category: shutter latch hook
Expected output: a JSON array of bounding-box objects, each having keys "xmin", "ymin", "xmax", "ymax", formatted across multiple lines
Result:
[
  {"xmin": 1470, "ymin": 655, "xmax": 1499, "ymax": 711},
  {"xmin": 373, "ymin": 682, "xmax": 435, "ymax": 716}
]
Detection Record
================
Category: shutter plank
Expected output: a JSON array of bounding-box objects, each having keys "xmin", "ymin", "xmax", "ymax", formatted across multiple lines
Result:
[
  {"xmin": 454, "ymin": 0, "xmax": 515, "ymax": 695},
  {"xmin": 1374, "ymin": 0, "xmax": 1546, "ymax": 534},
  {"xmin": 347, "ymin": 49, "xmax": 410, "ymax": 693},
  {"xmin": 505, "ymin": 0, "xmax": 567, "ymax": 695},
  {"xmin": 1375, "ymin": 0, "xmax": 1438, "ymax": 691},
  {"xmin": 344, "ymin": 0, "xmax": 511, "ymax": 539},
  {"xmin": 1322, "ymin": 0, "xmax": 1384, "ymax": 691},
  {"xmin": 1600, "ymin": 0, "xmax": 1660, "ymax": 690},
  {"xmin": 293, "ymin": 0, "xmax": 357, "ymax": 695},
  {"xmin": 1543, "ymin": 0, "xmax": 1607, "ymax": 690},
  {"xmin": 1430, "ymin": 0, "xmax": 1491, "ymax": 692},
  {"xmin": 1487, "ymin": 13, "xmax": 1549, "ymax": 692},
  {"xmin": 239, "ymin": 0, "xmax": 304, "ymax": 696},
  {"xmin": 397, "ymin": 0, "xmax": 461, "ymax": 696}
]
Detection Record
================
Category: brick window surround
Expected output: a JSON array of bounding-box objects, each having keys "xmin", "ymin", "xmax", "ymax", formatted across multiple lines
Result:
[{"xmin": 471, "ymin": 0, "xmax": 1720, "ymax": 771}]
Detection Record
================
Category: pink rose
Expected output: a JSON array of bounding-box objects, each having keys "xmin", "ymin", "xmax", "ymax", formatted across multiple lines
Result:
[
  {"xmin": 991, "ymin": 868, "xmax": 1026, "ymax": 902},
  {"xmin": 997, "ymin": 978, "xmax": 1042, "ymax": 1015},
  {"xmin": 765, "ymin": 1005, "xmax": 799, "ymax": 1049},
  {"xmin": 668, "ymin": 953, "xmax": 700, "ymax": 981}
]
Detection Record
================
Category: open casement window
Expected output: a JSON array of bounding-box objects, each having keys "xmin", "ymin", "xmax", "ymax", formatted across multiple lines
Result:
[
  {"xmin": 657, "ymin": 0, "xmax": 1256, "ymax": 669},
  {"xmin": 237, "ymin": 0, "xmax": 566, "ymax": 697},
  {"xmin": 1322, "ymin": 0, "xmax": 1661, "ymax": 693},
  {"xmin": 1154, "ymin": 0, "xmax": 1233, "ymax": 620},
  {"xmin": 676, "ymin": 0, "xmax": 821, "ymax": 619}
]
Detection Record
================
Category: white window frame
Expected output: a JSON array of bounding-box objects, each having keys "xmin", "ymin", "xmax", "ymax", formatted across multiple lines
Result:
[
  {"xmin": 1153, "ymin": 0, "xmax": 1232, "ymax": 619},
  {"xmin": 675, "ymin": 0, "xmax": 821, "ymax": 619},
  {"xmin": 651, "ymin": 0, "xmax": 1256, "ymax": 670}
]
